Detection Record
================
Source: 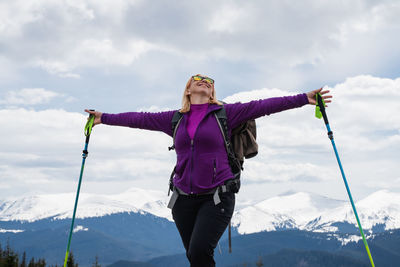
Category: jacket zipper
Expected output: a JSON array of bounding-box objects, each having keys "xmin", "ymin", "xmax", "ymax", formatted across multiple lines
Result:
[{"xmin": 190, "ymin": 139, "xmax": 194, "ymax": 194}]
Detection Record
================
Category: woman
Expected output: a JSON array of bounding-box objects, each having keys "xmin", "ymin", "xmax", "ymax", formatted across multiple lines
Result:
[{"xmin": 85, "ymin": 74, "xmax": 332, "ymax": 267}]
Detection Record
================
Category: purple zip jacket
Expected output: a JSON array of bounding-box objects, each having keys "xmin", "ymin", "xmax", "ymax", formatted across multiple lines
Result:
[{"xmin": 101, "ymin": 94, "xmax": 309, "ymax": 194}]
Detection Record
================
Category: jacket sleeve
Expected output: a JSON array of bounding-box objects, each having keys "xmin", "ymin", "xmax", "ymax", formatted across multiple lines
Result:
[
  {"xmin": 225, "ymin": 93, "xmax": 309, "ymax": 129},
  {"xmin": 101, "ymin": 110, "xmax": 176, "ymax": 137}
]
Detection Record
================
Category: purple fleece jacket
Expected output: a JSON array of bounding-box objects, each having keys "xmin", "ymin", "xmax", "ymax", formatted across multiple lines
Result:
[{"xmin": 101, "ymin": 94, "xmax": 309, "ymax": 194}]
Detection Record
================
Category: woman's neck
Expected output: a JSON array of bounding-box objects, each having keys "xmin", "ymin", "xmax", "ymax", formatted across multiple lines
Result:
[{"xmin": 189, "ymin": 95, "xmax": 209, "ymax": 104}]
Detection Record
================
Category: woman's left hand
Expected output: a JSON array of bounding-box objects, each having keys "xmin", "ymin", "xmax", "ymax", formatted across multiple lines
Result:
[{"xmin": 306, "ymin": 87, "xmax": 332, "ymax": 106}]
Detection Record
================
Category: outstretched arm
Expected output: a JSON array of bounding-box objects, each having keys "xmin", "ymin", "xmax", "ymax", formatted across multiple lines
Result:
[
  {"xmin": 225, "ymin": 88, "xmax": 332, "ymax": 129},
  {"xmin": 84, "ymin": 109, "xmax": 176, "ymax": 136}
]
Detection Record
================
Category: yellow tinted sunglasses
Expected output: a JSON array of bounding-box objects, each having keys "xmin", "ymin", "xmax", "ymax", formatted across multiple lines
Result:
[{"xmin": 192, "ymin": 75, "xmax": 215, "ymax": 85}]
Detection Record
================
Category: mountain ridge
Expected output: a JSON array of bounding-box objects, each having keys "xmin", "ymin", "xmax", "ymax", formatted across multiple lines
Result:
[{"xmin": 1, "ymin": 188, "xmax": 399, "ymax": 235}]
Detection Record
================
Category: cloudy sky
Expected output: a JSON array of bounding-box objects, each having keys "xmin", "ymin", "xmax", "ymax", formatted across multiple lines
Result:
[{"xmin": 0, "ymin": 0, "xmax": 399, "ymax": 205}]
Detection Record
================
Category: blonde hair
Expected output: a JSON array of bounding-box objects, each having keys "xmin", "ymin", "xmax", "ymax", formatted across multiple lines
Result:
[{"xmin": 180, "ymin": 74, "xmax": 223, "ymax": 113}]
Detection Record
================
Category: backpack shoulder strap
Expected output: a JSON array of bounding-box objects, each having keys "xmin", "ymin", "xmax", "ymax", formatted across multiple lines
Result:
[
  {"xmin": 168, "ymin": 111, "xmax": 183, "ymax": 151},
  {"xmin": 214, "ymin": 106, "xmax": 242, "ymax": 176},
  {"xmin": 214, "ymin": 106, "xmax": 229, "ymax": 145}
]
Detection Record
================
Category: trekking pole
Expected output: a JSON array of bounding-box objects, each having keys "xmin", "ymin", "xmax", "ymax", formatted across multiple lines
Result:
[
  {"xmin": 315, "ymin": 94, "xmax": 375, "ymax": 267},
  {"xmin": 63, "ymin": 110, "xmax": 95, "ymax": 267}
]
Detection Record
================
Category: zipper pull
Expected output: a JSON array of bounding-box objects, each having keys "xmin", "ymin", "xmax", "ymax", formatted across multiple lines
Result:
[
  {"xmin": 214, "ymin": 160, "xmax": 216, "ymax": 173},
  {"xmin": 213, "ymin": 159, "xmax": 217, "ymax": 182}
]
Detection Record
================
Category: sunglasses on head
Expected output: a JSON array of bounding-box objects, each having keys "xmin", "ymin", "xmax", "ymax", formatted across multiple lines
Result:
[{"xmin": 192, "ymin": 75, "xmax": 215, "ymax": 85}]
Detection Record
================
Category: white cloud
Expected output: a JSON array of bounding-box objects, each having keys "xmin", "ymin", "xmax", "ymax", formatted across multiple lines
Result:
[
  {"xmin": 0, "ymin": 1, "xmax": 42, "ymax": 38},
  {"xmin": 332, "ymin": 75, "xmax": 400, "ymax": 96},
  {"xmin": 327, "ymin": 76, "xmax": 400, "ymax": 145},
  {"xmin": 136, "ymin": 105, "xmax": 173, "ymax": 112},
  {"xmin": 244, "ymin": 161, "xmax": 333, "ymax": 183},
  {"xmin": 35, "ymin": 61, "xmax": 80, "ymax": 79},
  {"xmin": 0, "ymin": 0, "xmax": 156, "ymax": 78},
  {"xmin": 0, "ymin": 88, "xmax": 63, "ymax": 106},
  {"xmin": 208, "ymin": 3, "xmax": 251, "ymax": 33},
  {"xmin": 34, "ymin": 38, "xmax": 158, "ymax": 77},
  {"xmin": 330, "ymin": 1, "xmax": 400, "ymax": 45},
  {"xmin": 73, "ymin": 38, "xmax": 157, "ymax": 66},
  {"xmin": 223, "ymin": 87, "xmax": 294, "ymax": 103},
  {"xmin": 0, "ymin": 0, "xmax": 399, "ymax": 90}
]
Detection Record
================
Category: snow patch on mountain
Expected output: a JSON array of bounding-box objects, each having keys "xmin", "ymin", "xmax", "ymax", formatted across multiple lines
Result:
[
  {"xmin": 73, "ymin": 225, "xmax": 88, "ymax": 233},
  {"xmin": 0, "ymin": 228, "xmax": 24, "ymax": 233},
  {"xmin": 335, "ymin": 234, "xmax": 362, "ymax": 246}
]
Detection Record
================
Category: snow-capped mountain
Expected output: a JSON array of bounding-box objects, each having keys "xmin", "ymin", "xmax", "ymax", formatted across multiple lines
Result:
[
  {"xmin": 1, "ymin": 188, "xmax": 399, "ymax": 236},
  {"xmin": 306, "ymin": 190, "xmax": 400, "ymax": 233},
  {"xmin": 231, "ymin": 190, "xmax": 400, "ymax": 235},
  {"xmin": 0, "ymin": 187, "xmax": 171, "ymax": 222},
  {"xmin": 231, "ymin": 191, "xmax": 347, "ymax": 234}
]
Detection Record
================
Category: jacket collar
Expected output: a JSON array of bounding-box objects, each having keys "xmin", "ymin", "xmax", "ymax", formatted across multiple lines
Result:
[
  {"xmin": 181, "ymin": 103, "xmax": 223, "ymax": 117},
  {"xmin": 206, "ymin": 103, "xmax": 224, "ymax": 114}
]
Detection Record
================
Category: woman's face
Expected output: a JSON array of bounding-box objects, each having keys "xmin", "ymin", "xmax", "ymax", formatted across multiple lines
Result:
[{"xmin": 188, "ymin": 75, "xmax": 214, "ymax": 98}]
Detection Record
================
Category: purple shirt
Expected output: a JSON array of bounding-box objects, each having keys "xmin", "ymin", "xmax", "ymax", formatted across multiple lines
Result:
[
  {"xmin": 101, "ymin": 94, "xmax": 309, "ymax": 194},
  {"xmin": 187, "ymin": 103, "xmax": 208, "ymax": 139}
]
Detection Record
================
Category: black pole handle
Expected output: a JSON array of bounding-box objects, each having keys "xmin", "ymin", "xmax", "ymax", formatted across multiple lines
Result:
[
  {"xmin": 85, "ymin": 109, "xmax": 95, "ymax": 145},
  {"xmin": 317, "ymin": 94, "xmax": 329, "ymax": 125}
]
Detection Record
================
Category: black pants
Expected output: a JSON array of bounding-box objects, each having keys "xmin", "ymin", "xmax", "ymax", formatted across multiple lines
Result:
[{"xmin": 172, "ymin": 192, "xmax": 235, "ymax": 267}]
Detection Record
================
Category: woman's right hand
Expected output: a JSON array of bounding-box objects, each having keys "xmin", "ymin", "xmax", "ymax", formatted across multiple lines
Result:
[{"xmin": 84, "ymin": 109, "xmax": 103, "ymax": 126}]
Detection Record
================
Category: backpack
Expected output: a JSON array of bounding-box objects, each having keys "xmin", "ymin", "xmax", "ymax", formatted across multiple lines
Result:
[{"xmin": 168, "ymin": 104, "xmax": 258, "ymax": 195}]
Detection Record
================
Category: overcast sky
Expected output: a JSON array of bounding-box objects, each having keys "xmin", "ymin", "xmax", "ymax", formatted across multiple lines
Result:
[{"xmin": 0, "ymin": 0, "xmax": 399, "ymax": 205}]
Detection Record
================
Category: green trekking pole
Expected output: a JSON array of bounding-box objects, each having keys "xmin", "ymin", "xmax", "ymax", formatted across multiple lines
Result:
[
  {"xmin": 315, "ymin": 94, "xmax": 375, "ymax": 267},
  {"xmin": 63, "ymin": 111, "xmax": 95, "ymax": 267}
]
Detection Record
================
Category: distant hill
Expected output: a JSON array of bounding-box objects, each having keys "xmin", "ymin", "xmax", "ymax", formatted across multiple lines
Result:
[
  {"xmin": 227, "ymin": 249, "xmax": 370, "ymax": 267},
  {"xmin": 0, "ymin": 212, "xmax": 184, "ymax": 266},
  {"xmin": 112, "ymin": 229, "xmax": 400, "ymax": 267}
]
